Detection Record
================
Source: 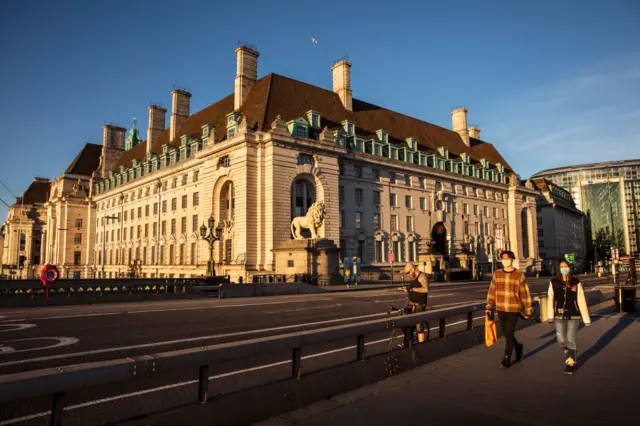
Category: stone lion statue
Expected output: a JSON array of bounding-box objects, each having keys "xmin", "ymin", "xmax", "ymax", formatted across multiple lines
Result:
[{"xmin": 291, "ymin": 200, "xmax": 326, "ymax": 239}]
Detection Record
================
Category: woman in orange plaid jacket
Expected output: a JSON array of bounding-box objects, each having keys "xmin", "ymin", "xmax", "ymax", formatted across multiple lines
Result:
[{"xmin": 485, "ymin": 250, "xmax": 533, "ymax": 368}]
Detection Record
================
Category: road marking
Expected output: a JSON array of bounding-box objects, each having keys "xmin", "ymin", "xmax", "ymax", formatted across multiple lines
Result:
[
  {"xmin": 0, "ymin": 316, "xmax": 485, "ymax": 425},
  {"xmin": 0, "ymin": 311, "xmax": 388, "ymax": 367},
  {"xmin": 0, "ymin": 324, "xmax": 36, "ymax": 333},
  {"xmin": 0, "ymin": 337, "xmax": 78, "ymax": 354},
  {"xmin": 37, "ymin": 313, "xmax": 121, "ymax": 320},
  {"xmin": 266, "ymin": 304, "xmax": 342, "ymax": 315}
]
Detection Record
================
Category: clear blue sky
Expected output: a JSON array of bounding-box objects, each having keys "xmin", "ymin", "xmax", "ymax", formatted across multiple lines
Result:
[{"xmin": 1, "ymin": 0, "xmax": 639, "ymax": 221}]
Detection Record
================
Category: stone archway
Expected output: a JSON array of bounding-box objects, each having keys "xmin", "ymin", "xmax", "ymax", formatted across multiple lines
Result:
[{"xmin": 431, "ymin": 222, "xmax": 448, "ymax": 256}]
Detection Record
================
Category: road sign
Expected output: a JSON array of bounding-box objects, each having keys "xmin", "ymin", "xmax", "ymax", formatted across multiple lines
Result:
[
  {"xmin": 387, "ymin": 253, "xmax": 395, "ymax": 263},
  {"xmin": 40, "ymin": 265, "xmax": 60, "ymax": 299},
  {"xmin": 565, "ymin": 253, "xmax": 575, "ymax": 264}
]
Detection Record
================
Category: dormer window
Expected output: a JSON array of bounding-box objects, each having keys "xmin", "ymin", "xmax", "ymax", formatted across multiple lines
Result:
[
  {"xmin": 180, "ymin": 135, "xmax": 190, "ymax": 147},
  {"xmin": 226, "ymin": 112, "xmax": 241, "ymax": 139},
  {"xmin": 342, "ymin": 120, "xmax": 355, "ymax": 136},
  {"xmin": 480, "ymin": 158, "xmax": 489, "ymax": 168},
  {"xmin": 334, "ymin": 131, "xmax": 347, "ymax": 148},
  {"xmin": 437, "ymin": 147, "xmax": 449, "ymax": 159},
  {"xmin": 461, "ymin": 153, "xmax": 470, "ymax": 164},
  {"xmin": 406, "ymin": 137, "xmax": 418, "ymax": 150},
  {"xmin": 376, "ymin": 129, "xmax": 388, "ymax": 144},
  {"xmin": 287, "ymin": 118, "xmax": 309, "ymax": 139},
  {"xmin": 496, "ymin": 163, "xmax": 505, "ymax": 173},
  {"xmin": 306, "ymin": 110, "xmax": 321, "ymax": 128}
]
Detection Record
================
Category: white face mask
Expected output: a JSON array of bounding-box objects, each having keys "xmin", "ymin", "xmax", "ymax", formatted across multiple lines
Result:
[{"xmin": 502, "ymin": 259, "xmax": 513, "ymax": 268}]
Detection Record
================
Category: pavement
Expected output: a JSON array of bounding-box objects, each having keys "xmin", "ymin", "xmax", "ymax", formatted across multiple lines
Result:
[
  {"xmin": 257, "ymin": 303, "xmax": 640, "ymax": 426},
  {"xmin": 0, "ymin": 274, "xmax": 611, "ymax": 425}
]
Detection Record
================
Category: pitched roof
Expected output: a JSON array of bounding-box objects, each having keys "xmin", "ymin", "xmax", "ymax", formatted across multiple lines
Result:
[
  {"xmin": 64, "ymin": 143, "xmax": 103, "ymax": 176},
  {"xmin": 110, "ymin": 73, "xmax": 513, "ymax": 172},
  {"xmin": 15, "ymin": 179, "xmax": 50, "ymax": 205}
]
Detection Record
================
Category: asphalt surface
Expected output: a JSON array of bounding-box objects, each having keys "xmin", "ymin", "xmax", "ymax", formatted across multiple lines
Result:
[{"xmin": 0, "ymin": 275, "xmax": 610, "ymax": 425}]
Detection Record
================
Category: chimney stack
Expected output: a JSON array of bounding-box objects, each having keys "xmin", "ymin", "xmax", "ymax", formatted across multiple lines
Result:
[
  {"xmin": 451, "ymin": 107, "xmax": 470, "ymax": 147},
  {"xmin": 331, "ymin": 59, "xmax": 353, "ymax": 111},
  {"xmin": 147, "ymin": 105, "xmax": 167, "ymax": 154},
  {"xmin": 468, "ymin": 126, "xmax": 481, "ymax": 140},
  {"xmin": 101, "ymin": 124, "xmax": 126, "ymax": 177},
  {"xmin": 234, "ymin": 45, "xmax": 260, "ymax": 110},
  {"xmin": 170, "ymin": 89, "xmax": 191, "ymax": 142}
]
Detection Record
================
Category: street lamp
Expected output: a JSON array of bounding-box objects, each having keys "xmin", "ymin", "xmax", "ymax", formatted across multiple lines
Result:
[{"xmin": 200, "ymin": 216, "xmax": 222, "ymax": 277}]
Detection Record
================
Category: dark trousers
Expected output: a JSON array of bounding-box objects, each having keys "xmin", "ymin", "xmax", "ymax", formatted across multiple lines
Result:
[{"xmin": 497, "ymin": 311, "xmax": 520, "ymax": 357}]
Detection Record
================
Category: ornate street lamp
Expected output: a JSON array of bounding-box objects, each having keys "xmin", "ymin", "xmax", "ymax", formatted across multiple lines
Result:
[{"xmin": 200, "ymin": 216, "xmax": 222, "ymax": 277}]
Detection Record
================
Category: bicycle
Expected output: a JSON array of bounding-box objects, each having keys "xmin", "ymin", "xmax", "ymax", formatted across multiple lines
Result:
[{"xmin": 386, "ymin": 303, "xmax": 431, "ymax": 352}]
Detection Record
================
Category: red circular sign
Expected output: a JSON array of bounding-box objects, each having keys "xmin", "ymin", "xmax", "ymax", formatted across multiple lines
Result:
[{"xmin": 40, "ymin": 264, "xmax": 60, "ymax": 286}]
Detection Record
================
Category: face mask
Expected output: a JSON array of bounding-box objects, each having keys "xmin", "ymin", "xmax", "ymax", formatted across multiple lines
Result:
[
  {"xmin": 560, "ymin": 267, "xmax": 570, "ymax": 276},
  {"xmin": 502, "ymin": 259, "xmax": 513, "ymax": 268}
]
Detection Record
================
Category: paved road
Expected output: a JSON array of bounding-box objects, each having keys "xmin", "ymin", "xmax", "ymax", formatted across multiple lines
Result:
[
  {"xmin": 260, "ymin": 304, "xmax": 640, "ymax": 426},
  {"xmin": 0, "ymin": 275, "xmax": 609, "ymax": 425}
]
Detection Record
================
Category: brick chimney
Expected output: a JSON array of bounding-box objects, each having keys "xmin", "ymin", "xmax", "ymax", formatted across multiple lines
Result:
[
  {"xmin": 147, "ymin": 105, "xmax": 167, "ymax": 154},
  {"xmin": 331, "ymin": 59, "xmax": 353, "ymax": 111},
  {"xmin": 101, "ymin": 124, "xmax": 126, "ymax": 177},
  {"xmin": 234, "ymin": 45, "xmax": 260, "ymax": 110},
  {"xmin": 451, "ymin": 107, "xmax": 470, "ymax": 147},
  {"xmin": 170, "ymin": 90, "xmax": 191, "ymax": 142},
  {"xmin": 468, "ymin": 126, "xmax": 481, "ymax": 140}
]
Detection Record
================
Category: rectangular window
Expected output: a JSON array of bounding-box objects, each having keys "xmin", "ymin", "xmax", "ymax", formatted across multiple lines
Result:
[
  {"xmin": 193, "ymin": 215, "xmax": 199, "ymax": 232},
  {"xmin": 355, "ymin": 188, "xmax": 363, "ymax": 206},
  {"xmin": 179, "ymin": 244, "xmax": 185, "ymax": 265},
  {"xmin": 169, "ymin": 245, "xmax": 174, "ymax": 265},
  {"xmin": 375, "ymin": 240, "xmax": 383, "ymax": 262},
  {"xmin": 181, "ymin": 217, "xmax": 187, "ymax": 233},
  {"xmin": 485, "ymin": 223, "xmax": 489, "ymax": 235},
  {"xmin": 74, "ymin": 251, "xmax": 81, "ymax": 265},
  {"xmin": 145, "ymin": 205, "xmax": 149, "ymax": 217},
  {"xmin": 162, "ymin": 200, "xmax": 167, "ymax": 213},
  {"xmin": 502, "ymin": 208, "xmax": 506, "ymax": 219},
  {"xmin": 405, "ymin": 195, "xmax": 412, "ymax": 209},
  {"xmin": 159, "ymin": 247, "xmax": 164, "ymax": 264},
  {"xmin": 465, "ymin": 222, "xmax": 470, "ymax": 235},
  {"xmin": 129, "ymin": 226, "xmax": 133, "ymax": 240},
  {"xmin": 171, "ymin": 198, "xmax": 177, "ymax": 211},
  {"xmin": 420, "ymin": 197, "xmax": 426, "ymax": 210},
  {"xmin": 75, "ymin": 218, "xmax": 83, "ymax": 229},
  {"xmin": 137, "ymin": 225, "xmax": 141, "ymax": 238},
  {"xmin": 182, "ymin": 195, "xmax": 188, "ymax": 209},
  {"xmin": 484, "ymin": 206, "xmax": 489, "ymax": 217},
  {"xmin": 193, "ymin": 171, "xmax": 199, "ymax": 182},
  {"xmin": 339, "ymin": 163, "xmax": 344, "ymax": 176},
  {"xmin": 162, "ymin": 220, "xmax": 166, "ymax": 235},
  {"xmin": 182, "ymin": 174, "xmax": 187, "ymax": 186},
  {"xmin": 193, "ymin": 192, "xmax": 199, "ymax": 206},
  {"xmin": 172, "ymin": 178, "xmax": 177, "ymax": 189},
  {"xmin": 390, "ymin": 193, "xmax": 397, "ymax": 207},
  {"xmin": 389, "ymin": 171, "xmax": 396, "ymax": 184},
  {"xmin": 143, "ymin": 247, "xmax": 147, "ymax": 264},
  {"xmin": 493, "ymin": 207, "xmax": 497, "ymax": 218},
  {"xmin": 356, "ymin": 211, "xmax": 362, "ymax": 229},
  {"xmin": 124, "ymin": 211, "xmax": 128, "ymax": 221},
  {"xmin": 171, "ymin": 219, "xmax": 176, "ymax": 234},
  {"xmin": 538, "ymin": 229, "xmax": 544, "ymax": 237},
  {"xmin": 464, "ymin": 203, "xmax": 469, "ymax": 215},
  {"xmin": 340, "ymin": 210, "xmax": 345, "ymax": 228},
  {"xmin": 408, "ymin": 241, "xmax": 415, "ymax": 262},
  {"xmin": 404, "ymin": 175, "xmax": 411, "ymax": 186},
  {"xmin": 137, "ymin": 207, "xmax": 141, "ymax": 218},
  {"xmin": 225, "ymin": 239, "xmax": 232, "ymax": 262},
  {"xmin": 373, "ymin": 169, "xmax": 380, "ymax": 182},
  {"xmin": 374, "ymin": 191, "xmax": 381, "ymax": 206},
  {"xmin": 406, "ymin": 216, "xmax": 414, "ymax": 232},
  {"xmin": 153, "ymin": 222, "xmax": 157, "ymax": 237},
  {"xmin": 74, "ymin": 233, "xmax": 82, "ymax": 244},
  {"xmin": 153, "ymin": 203, "xmax": 158, "ymax": 214},
  {"xmin": 373, "ymin": 213, "xmax": 381, "ymax": 230},
  {"xmin": 419, "ymin": 178, "xmax": 425, "ymax": 189},
  {"xmin": 131, "ymin": 209, "xmax": 134, "ymax": 219},
  {"xmin": 391, "ymin": 214, "xmax": 398, "ymax": 231},
  {"xmin": 339, "ymin": 186, "xmax": 345, "ymax": 203},
  {"xmin": 354, "ymin": 165, "xmax": 362, "ymax": 179},
  {"xmin": 144, "ymin": 224, "xmax": 149, "ymax": 238}
]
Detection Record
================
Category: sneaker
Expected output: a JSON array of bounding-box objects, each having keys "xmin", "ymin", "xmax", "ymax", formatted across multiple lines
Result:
[
  {"xmin": 565, "ymin": 357, "xmax": 575, "ymax": 375},
  {"xmin": 500, "ymin": 356, "xmax": 511, "ymax": 369},
  {"xmin": 515, "ymin": 343, "xmax": 524, "ymax": 362}
]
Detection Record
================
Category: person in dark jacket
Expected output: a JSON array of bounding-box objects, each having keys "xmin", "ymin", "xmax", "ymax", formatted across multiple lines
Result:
[{"xmin": 547, "ymin": 257, "xmax": 591, "ymax": 375}]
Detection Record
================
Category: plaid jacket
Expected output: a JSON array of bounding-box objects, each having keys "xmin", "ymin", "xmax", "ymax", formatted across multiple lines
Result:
[{"xmin": 486, "ymin": 269, "xmax": 533, "ymax": 316}]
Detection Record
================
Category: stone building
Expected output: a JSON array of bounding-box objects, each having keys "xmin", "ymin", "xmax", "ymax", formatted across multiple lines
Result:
[
  {"xmin": 86, "ymin": 45, "xmax": 538, "ymax": 279},
  {"xmin": 531, "ymin": 178, "xmax": 586, "ymax": 270},
  {"xmin": 1, "ymin": 178, "xmax": 50, "ymax": 279},
  {"xmin": 43, "ymin": 143, "xmax": 102, "ymax": 279}
]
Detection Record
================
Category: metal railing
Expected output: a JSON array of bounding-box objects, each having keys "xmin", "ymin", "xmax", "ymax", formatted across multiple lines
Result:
[{"xmin": 0, "ymin": 301, "xmax": 488, "ymax": 425}]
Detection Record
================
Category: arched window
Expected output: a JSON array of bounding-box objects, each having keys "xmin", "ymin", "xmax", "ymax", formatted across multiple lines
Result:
[
  {"xmin": 292, "ymin": 178, "xmax": 316, "ymax": 218},
  {"xmin": 219, "ymin": 181, "xmax": 234, "ymax": 222},
  {"xmin": 521, "ymin": 209, "xmax": 529, "ymax": 259}
]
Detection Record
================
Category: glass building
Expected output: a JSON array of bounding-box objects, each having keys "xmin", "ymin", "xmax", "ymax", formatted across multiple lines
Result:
[{"xmin": 532, "ymin": 159, "xmax": 640, "ymax": 257}]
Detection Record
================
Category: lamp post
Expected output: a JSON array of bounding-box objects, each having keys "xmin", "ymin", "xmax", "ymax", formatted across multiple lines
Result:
[
  {"xmin": 200, "ymin": 216, "xmax": 222, "ymax": 277},
  {"xmin": 101, "ymin": 215, "xmax": 119, "ymax": 279}
]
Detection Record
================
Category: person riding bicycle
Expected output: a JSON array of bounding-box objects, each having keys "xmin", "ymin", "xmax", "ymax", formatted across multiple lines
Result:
[{"xmin": 402, "ymin": 262, "xmax": 429, "ymax": 343}]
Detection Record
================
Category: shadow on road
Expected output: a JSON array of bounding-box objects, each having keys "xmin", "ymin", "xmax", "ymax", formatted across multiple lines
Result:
[{"xmin": 576, "ymin": 317, "xmax": 634, "ymax": 372}]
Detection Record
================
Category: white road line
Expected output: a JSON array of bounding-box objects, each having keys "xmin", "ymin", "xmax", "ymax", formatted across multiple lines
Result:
[
  {"xmin": 0, "ymin": 324, "xmax": 36, "ymax": 333},
  {"xmin": 0, "ymin": 316, "xmax": 486, "ymax": 425},
  {"xmin": 0, "ymin": 312, "xmax": 388, "ymax": 367},
  {"xmin": 266, "ymin": 304, "xmax": 342, "ymax": 315},
  {"xmin": 37, "ymin": 313, "xmax": 121, "ymax": 320}
]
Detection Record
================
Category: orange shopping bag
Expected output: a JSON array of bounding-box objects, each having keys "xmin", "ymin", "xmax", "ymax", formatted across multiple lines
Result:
[{"xmin": 485, "ymin": 316, "xmax": 497, "ymax": 347}]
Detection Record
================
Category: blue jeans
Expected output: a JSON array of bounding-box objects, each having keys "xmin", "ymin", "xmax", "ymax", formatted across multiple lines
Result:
[{"xmin": 555, "ymin": 319, "xmax": 580, "ymax": 359}]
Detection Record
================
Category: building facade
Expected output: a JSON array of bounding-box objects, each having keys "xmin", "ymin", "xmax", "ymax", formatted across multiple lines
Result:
[
  {"xmin": 6, "ymin": 45, "xmax": 539, "ymax": 279},
  {"xmin": 531, "ymin": 178, "xmax": 586, "ymax": 269},
  {"xmin": 532, "ymin": 160, "xmax": 640, "ymax": 257},
  {"xmin": 1, "ymin": 178, "xmax": 50, "ymax": 279}
]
